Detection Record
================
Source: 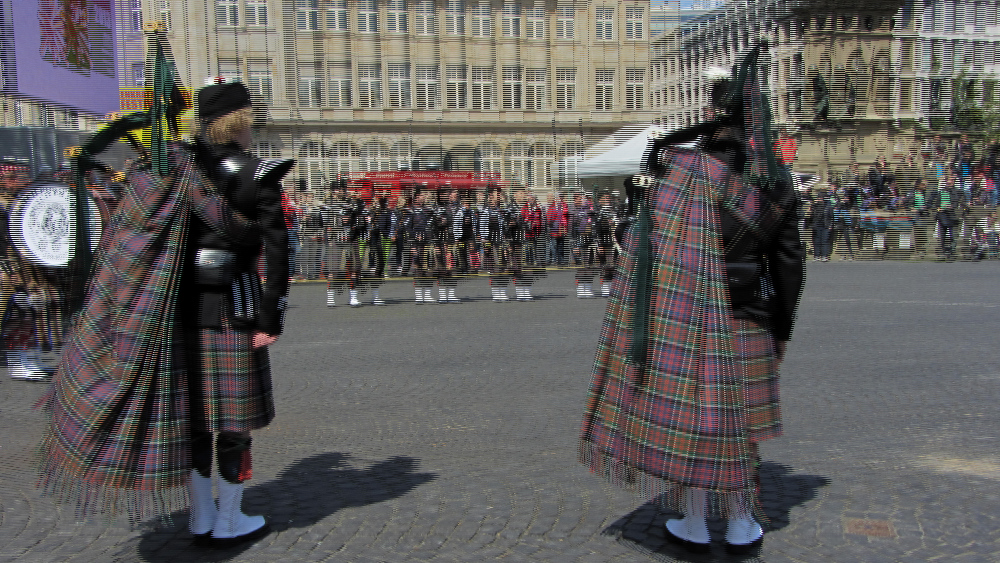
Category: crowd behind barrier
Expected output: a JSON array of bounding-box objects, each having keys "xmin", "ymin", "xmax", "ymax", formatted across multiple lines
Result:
[
  {"xmin": 0, "ymin": 159, "xmax": 634, "ymax": 379},
  {"xmin": 280, "ymin": 185, "xmax": 626, "ymax": 304},
  {"xmin": 3, "ymin": 136, "xmax": 999, "ymax": 380},
  {"xmin": 802, "ymin": 137, "xmax": 1000, "ymax": 262}
]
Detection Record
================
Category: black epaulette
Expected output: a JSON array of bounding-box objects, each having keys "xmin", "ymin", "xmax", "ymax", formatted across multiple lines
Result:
[{"xmin": 253, "ymin": 159, "xmax": 295, "ymax": 184}]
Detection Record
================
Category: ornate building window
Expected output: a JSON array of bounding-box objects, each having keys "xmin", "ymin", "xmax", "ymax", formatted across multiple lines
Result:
[
  {"xmin": 252, "ymin": 142, "xmax": 281, "ymax": 159},
  {"xmin": 246, "ymin": 0, "xmax": 268, "ymax": 27},
  {"xmin": 595, "ymin": 6, "xmax": 614, "ymax": 41},
  {"xmin": 625, "ymin": 68, "xmax": 644, "ymax": 109},
  {"xmin": 358, "ymin": 63, "xmax": 382, "ymax": 108},
  {"xmin": 391, "ymin": 140, "xmax": 416, "ymax": 170},
  {"xmin": 525, "ymin": 68, "xmax": 546, "ymax": 110},
  {"xmin": 295, "ymin": 0, "xmax": 319, "ymax": 30},
  {"xmin": 331, "ymin": 141, "xmax": 360, "ymax": 177},
  {"xmin": 595, "ymin": 69, "xmax": 614, "ymax": 110},
  {"xmin": 415, "ymin": 65, "xmax": 440, "ymax": 109},
  {"xmin": 131, "ymin": 62, "xmax": 145, "ymax": 87},
  {"xmin": 471, "ymin": 66, "xmax": 494, "ymax": 109},
  {"xmin": 556, "ymin": 4, "xmax": 574, "ymax": 39},
  {"xmin": 298, "ymin": 65, "xmax": 322, "ymax": 107},
  {"xmin": 471, "ymin": 1, "xmax": 492, "ymax": 37},
  {"xmin": 505, "ymin": 141, "xmax": 532, "ymax": 186},
  {"xmin": 501, "ymin": 2, "xmax": 521, "ymax": 38},
  {"xmin": 128, "ymin": 0, "xmax": 143, "ymax": 32},
  {"xmin": 556, "ymin": 68, "xmax": 576, "ymax": 109},
  {"xmin": 361, "ymin": 141, "xmax": 392, "ymax": 172},
  {"xmin": 386, "ymin": 0, "xmax": 408, "ymax": 33},
  {"xmin": 530, "ymin": 143, "xmax": 554, "ymax": 189},
  {"xmin": 358, "ymin": 0, "xmax": 379, "ymax": 33},
  {"xmin": 326, "ymin": 0, "xmax": 348, "ymax": 31},
  {"xmin": 502, "ymin": 66, "xmax": 523, "ymax": 109},
  {"xmin": 247, "ymin": 60, "xmax": 273, "ymax": 104},
  {"xmin": 387, "ymin": 63, "xmax": 411, "ymax": 108},
  {"xmin": 218, "ymin": 58, "xmax": 241, "ymax": 83},
  {"xmin": 446, "ymin": 0, "xmax": 465, "ymax": 35},
  {"xmin": 298, "ymin": 141, "xmax": 332, "ymax": 190},
  {"xmin": 625, "ymin": 6, "xmax": 643, "ymax": 40},
  {"xmin": 557, "ymin": 142, "xmax": 583, "ymax": 188},
  {"xmin": 474, "ymin": 141, "xmax": 502, "ymax": 174},
  {"xmin": 218, "ymin": 0, "xmax": 239, "ymax": 27},
  {"xmin": 328, "ymin": 62, "xmax": 352, "ymax": 107},
  {"xmin": 445, "ymin": 65, "xmax": 468, "ymax": 108},
  {"xmin": 415, "ymin": 0, "xmax": 436, "ymax": 34},
  {"xmin": 525, "ymin": 6, "xmax": 545, "ymax": 39}
]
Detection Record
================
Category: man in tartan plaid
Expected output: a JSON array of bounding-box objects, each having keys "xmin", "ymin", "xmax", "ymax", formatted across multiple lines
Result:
[
  {"xmin": 182, "ymin": 82, "xmax": 292, "ymax": 547},
  {"xmin": 579, "ymin": 41, "xmax": 805, "ymax": 555},
  {"xmin": 37, "ymin": 80, "xmax": 292, "ymax": 549}
]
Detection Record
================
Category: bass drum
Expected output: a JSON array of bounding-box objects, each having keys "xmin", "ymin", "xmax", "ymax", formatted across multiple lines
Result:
[{"xmin": 8, "ymin": 183, "xmax": 107, "ymax": 268}]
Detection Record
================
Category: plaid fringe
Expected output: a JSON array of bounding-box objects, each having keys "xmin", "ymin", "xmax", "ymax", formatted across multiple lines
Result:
[
  {"xmin": 578, "ymin": 440, "xmax": 764, "ymax": 523},
  {"xmin": 36, "ymin": 460, "xmax": 190, "ymax": 528}
]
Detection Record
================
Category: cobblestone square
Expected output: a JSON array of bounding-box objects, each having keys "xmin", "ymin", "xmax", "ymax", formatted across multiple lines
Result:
[{"xmin": 2, "ymin": 263, "xmax": 999, "ymax": 562}]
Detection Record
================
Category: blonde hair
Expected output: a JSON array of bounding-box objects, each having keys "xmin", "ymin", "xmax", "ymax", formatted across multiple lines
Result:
[{"xmin": 193, "ymin": 107, "xmax": 253, "ymax": 145}]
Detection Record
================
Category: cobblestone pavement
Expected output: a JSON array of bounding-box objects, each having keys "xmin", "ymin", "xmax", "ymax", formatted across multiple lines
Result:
[{"xmin": 2, "ymin": 263, "xmax": 1000, "ymax": 563}]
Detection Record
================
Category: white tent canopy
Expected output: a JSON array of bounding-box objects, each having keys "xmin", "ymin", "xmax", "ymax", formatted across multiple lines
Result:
[
  {"xmin": 574, "ymin": 123, "xmax": 658, "ymax": 178},
  {"xmin": 565, "ymin": 122, "xmax": 814, "ymax": 189}
]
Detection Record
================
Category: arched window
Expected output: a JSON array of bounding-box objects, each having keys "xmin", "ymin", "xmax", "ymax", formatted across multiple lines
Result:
[
  {"xmin": 391, "ymin": 140, "xmax": 415, "ymax": 170},
  {"xmin": 297, "ymin": 141, "xmax": 332, "ymax": 191},
  {"xmin": 252, "ymin": 141, "xmax": 282, "ymax": 158},
  {"xmin": 504, "ymin": 141, "xmax": 531, "ymax": 187},
  {"xmin": 330, "ymin": 140, "xmax": 359, "ymax": 178},
  {"xmin": 529, "ymin": 142, "xmax": 555, "ymax": 190},
  {"xmin": 445, "ymin": 144, "xmax": 477, "ymax": 171},
  {"xmin": 360, "ymin": 141, "xmax": 391, "ymax": 172},
  {"xmin": 474, "ymin": 141, "xmax": 503, "ymax": 174},
  {"xmin": 415, "ymin": 145, "xmax": 446, "ymax": 170},
  {"xmin": 557, "ymin": 141, "xmax": 584, "ymax": 189}
]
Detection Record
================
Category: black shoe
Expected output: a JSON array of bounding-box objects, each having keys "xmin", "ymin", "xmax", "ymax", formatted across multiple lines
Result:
[
  {"xmin": 664, "ymin": 525, "xmax": 711, "ymax": 553},
  {"xmin": 725, "ymin": 535, "xmax": 763, "ymax": 555},
  {"xmin": 192, "ymin": 532, "xmax": 212, "ymax": 546}
]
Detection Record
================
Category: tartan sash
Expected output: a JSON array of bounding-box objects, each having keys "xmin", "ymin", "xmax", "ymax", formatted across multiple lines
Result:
[{"xmin": 37, "ymin": 147, "xmax": 256, "ymax": 522}]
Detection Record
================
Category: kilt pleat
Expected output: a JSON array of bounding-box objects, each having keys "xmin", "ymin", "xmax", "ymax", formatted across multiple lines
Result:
[{"xmin": 187, "ymin": 316, "xmax": 275, "ymax": 434}]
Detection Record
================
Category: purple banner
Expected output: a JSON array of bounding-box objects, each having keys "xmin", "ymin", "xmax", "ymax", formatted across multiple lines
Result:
[{"xmin": 4, "ymin": 0, "xmax": 119, "ymax": 115}]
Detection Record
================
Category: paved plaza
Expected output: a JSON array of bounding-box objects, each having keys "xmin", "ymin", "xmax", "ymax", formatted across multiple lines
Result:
[{"xmin": 2, "ymin": 263, "xmax": 999, "ymax": 562}]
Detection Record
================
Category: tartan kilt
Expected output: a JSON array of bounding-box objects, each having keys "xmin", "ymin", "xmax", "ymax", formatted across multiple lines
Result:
[
  {"xmin": 186, "ymin": 315, "xmax": 275, "ymax": 434},
  {"xmin": 728, "ymin": 318, "xmax": 781, "ymax": 442}
]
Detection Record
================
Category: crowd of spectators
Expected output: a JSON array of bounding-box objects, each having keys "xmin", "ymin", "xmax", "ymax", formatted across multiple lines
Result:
[
  {"xmin": 804, "ymin": 137, "xmax": 1000, "ymax": 261},
  {"xmin": 3, "ymin": 133, "xmax": 998, "ymax": 377},
  {"xmin": 279, "ymin": 185, "xmax": 625, "ymax": 283}
]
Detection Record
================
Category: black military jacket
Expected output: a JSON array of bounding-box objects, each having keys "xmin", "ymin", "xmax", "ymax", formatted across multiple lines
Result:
[{"xmin": 187, "ymin": 137, "xmax": 293, "ymax": 335}]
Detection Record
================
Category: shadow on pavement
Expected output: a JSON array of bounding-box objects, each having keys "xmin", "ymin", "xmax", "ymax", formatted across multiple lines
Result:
[
  {"xmin": 134, "ymin": 452, "xmax": 437, "ymax": 562},
  {"xmin": 602, "ymin": 461, "xmax": 830, "ymax": 562}
]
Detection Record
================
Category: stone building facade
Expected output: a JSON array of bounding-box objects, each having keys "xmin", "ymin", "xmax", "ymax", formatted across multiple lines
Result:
[
  {"xmin": 137, "ymin": 0, "xmax": 656, "ymax": 194},
  {"xmin": 650, "ymin": 0, "xmax": 1000, "ymax": 182}
]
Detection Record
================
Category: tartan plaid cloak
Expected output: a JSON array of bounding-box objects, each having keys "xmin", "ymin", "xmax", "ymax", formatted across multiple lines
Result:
[
  {"xmin": 37, "ymin": 146, "xmax": 258, "ymax": 523},
  {"xmin": 579, "ymin": 147, "xmax": 782, "ymax": 522}
]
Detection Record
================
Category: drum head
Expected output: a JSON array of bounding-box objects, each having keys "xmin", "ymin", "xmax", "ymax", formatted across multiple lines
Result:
[{"xmin": 8, "ymin": 183, "xmax": 103, "ymax": 268}]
